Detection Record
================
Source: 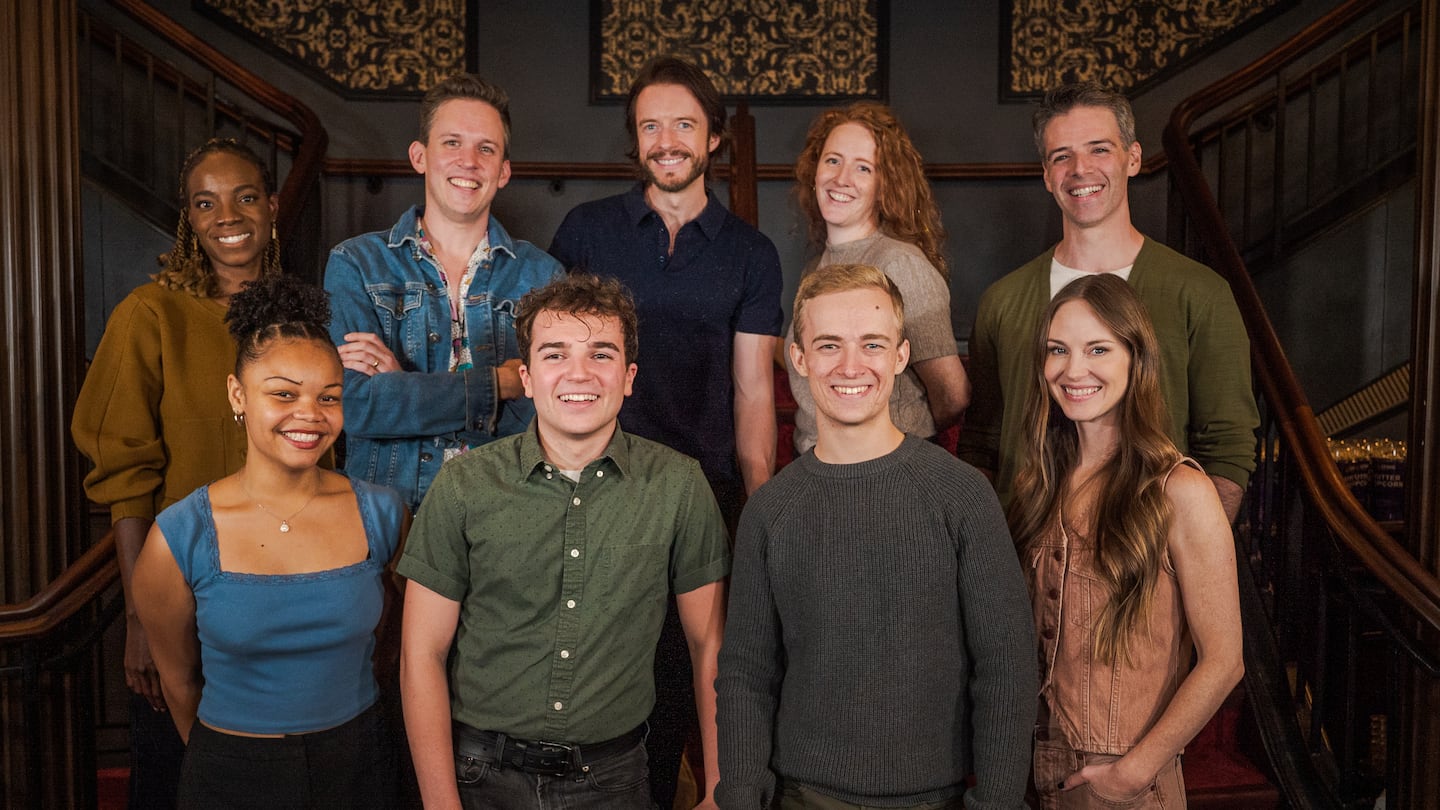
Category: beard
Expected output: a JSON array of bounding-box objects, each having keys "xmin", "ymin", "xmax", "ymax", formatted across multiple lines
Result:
[{"xmin": 641, "ymin": 148, "xmax": 709, "ymax": 193}]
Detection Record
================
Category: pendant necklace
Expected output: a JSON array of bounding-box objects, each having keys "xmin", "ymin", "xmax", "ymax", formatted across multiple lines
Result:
[{"xmin": 243, "ymin": 478, "xmax": 321, "ymax": 533}]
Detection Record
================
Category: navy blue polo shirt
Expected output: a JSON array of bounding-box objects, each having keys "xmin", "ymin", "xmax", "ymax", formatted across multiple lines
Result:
[{"xmin": 549, "ymin": 184, "xmax": 783, "ymax": 485}]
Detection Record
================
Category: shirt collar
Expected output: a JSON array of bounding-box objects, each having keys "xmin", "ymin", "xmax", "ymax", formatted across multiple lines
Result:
[
  {"xmin": 517, "ymin": 420, "xmax": 632, "ymax": 483},
  {"xmin": 386, "ymin": 204, "xmax": 518, "ymax": 259},
  {"xmin": 623, "ymin": 182, "xmax": 727, "ymax": 240}
]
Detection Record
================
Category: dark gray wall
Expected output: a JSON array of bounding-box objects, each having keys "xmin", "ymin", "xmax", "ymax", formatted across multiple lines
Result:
[{"xmin": 79, "ymin": 0, "xmax": 1417, "ymax": 411}]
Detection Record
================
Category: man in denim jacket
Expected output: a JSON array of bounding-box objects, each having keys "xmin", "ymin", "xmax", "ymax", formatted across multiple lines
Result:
[{"xmin": 325, "ymin": 74, "xmax": 563, "ymax": 509}]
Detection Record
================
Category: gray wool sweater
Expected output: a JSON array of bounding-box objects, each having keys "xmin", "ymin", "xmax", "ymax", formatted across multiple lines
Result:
[{"xmin": 715, "ymin": 436, "xmax": 1036, "ymax": 809}]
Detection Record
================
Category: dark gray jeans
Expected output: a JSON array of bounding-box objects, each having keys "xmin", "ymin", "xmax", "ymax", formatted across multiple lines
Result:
[{"xmin": 455, "ymin": 740, "xmax": 656, "ymax": 810}]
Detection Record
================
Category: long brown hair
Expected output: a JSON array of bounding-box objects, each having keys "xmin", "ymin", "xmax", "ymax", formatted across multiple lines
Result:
[
  {"xmin": 794, "ymin": 102, "xmax": 948, "ymax": 279},
  {"xmin": 1007, "ymin": 274, "xmax": 1181, "ymax": 664},
  {"xmin": 155, "ymin": 139, "xmax": 281, "ymax": 298}
]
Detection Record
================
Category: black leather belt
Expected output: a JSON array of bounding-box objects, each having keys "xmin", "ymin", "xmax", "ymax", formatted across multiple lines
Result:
[{"xmin": 452, "ymin": 722, "xmax": 645, "ymax": 778}]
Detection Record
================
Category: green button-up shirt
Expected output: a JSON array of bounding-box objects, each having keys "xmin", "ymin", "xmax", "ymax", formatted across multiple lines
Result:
[{"xmin": 397, "ymin": 423, "xmax": 730, "ymax": 743}]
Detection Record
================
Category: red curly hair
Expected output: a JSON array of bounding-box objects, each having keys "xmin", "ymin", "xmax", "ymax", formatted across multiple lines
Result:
[{"xmin": 794, "ymin": 102, "xmax": 948, "ymax": 280}]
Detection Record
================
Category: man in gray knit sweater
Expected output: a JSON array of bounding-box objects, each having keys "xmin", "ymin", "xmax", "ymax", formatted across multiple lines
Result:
[{"xmin": 716, "ymin": 264, "xmax": 1035, "ymax": 809}]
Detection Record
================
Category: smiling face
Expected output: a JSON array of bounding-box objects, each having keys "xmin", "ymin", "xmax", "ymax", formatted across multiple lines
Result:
[
  {"xmin": 814, "ymin": 122, "xmax": 879, "ymax": 244},
  {"xmin": 791, "ymin": 286, "xmax": 910, "ymax": 433},
  {"xmin": 1040, "ymin": 105, "xmax": 1142, "ymax": 232},
  {"xmin": 1044, "ymin": 299, "xmax": 1132, "ymax": 431},
  {"xmin": 634, "ymin": 83, "xmax": 720, "ymax": 194},
  {"xmin": 520, "ymin": 310, "xmax": 637, "ymax": 455},
  {"xmin": 228, "ymin": 337, "xmax": 344, "ymax": 473},
  {"xmin": 409, "ymin": 98, "xmax": 512, "ymax": 227},
  {"xmin": 185, "ymin": 151, "xmax": 277, "ymax": 280}
]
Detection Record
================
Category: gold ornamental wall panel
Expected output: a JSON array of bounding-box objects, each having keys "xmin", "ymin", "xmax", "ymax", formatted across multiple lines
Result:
[
  {"xmin": 592, "ymin": 0, "xmax": 886, "ymax": 102},
  {"xmin": 1003, "ymin": 0, "xmax": 1293, "ymax": 99},
  {"xmin": 193, "ymin": 0, "xmax": 474, "ymax": 98}
]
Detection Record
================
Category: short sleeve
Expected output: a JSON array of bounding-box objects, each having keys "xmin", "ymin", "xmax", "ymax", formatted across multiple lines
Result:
[
  {"xmin": 395, "ymin": 467, "xmax": 471, "ymax": 601},
  {"xmin": 733, "ymin": 230, "xmax": 784, "ymax": 338},
  {"xmin": 668, "ymin": 460, "xmax": 732, "ymax": 595}
]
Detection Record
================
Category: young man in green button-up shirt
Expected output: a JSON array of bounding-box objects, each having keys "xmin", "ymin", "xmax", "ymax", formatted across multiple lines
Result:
[{"xmin": 399, "ymin": 273, "xmax": 730, "ymax": 810}]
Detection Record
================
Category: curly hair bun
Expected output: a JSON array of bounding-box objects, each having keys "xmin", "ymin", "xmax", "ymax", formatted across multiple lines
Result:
[{"xmin": 225, "ymin": 275, "xmax": 331, "ymax": 342}]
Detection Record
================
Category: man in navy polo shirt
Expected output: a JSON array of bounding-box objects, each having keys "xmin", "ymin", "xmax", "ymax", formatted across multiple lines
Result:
[
  {"xmin": 549, "ymin": 55, "xmax": 783, "ymax": 807},
  {"xmin": 549, "ymin": 56, "xmax": 782, "ymax": 521}
]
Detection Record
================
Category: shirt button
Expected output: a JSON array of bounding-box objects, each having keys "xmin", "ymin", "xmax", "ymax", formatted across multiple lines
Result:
[
  {"xmin": 419, "ymin": 452, "xmax": 433, "ymax": 462},
  {"xmin": 428, "ymin": 332, "xmax": 440, "ymax": 343},
  {"xmin": 566, "ymin": 599, "xmax": 576, "ymax": 609},
  {"xmin": 546, "ymin": 473, "xmax": 553, "ymax": 480},
  {"xmin": 560, "ymin": 650, "xmax": 570, "ymax": 659},
  {"xmin": 595, "ymin": 470, "xmax": 604, "ymax": 478},
  {"xmin": 553, "ymin": 701, "xmax": 563, "ymax": 711},
  {"xmin": 1042, "ymin": 627, "xmax": 1056, "ymax": 640},
  {"xmin": 1052, "ymin": 549, "xmax": 1063, "ymax": 561},
  {"xmin": 1048, "ymin": 588, "xmax": 1060, "ymax": 600},
  {"xmin": 570, "ymin": 548, "xmax": 580, "ymax": 558},
  {"xmin": 572, "ymin": 497, "xmax": 581, "ymax": 506}
]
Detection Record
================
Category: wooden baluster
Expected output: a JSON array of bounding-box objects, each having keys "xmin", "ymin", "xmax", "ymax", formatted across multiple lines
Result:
[{"xmin": 728, "ymin": 101, "xmax": 758, "ymax": 227}]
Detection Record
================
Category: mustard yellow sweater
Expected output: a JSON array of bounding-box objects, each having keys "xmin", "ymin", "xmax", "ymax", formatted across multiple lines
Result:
[{"xmin": 72, "ymin": 283, "xmax": 246, "ymax": 523}]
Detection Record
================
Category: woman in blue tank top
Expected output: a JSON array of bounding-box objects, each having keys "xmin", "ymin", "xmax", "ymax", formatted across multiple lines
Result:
[{"xmin": 133, "ymin": 274, "xmax": 410, "ymax": 809}]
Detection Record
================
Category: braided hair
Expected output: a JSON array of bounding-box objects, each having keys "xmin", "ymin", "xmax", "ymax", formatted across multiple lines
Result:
[{"xmin": 156, "ymin": 138, "xmax": 282, "ymax": 298}]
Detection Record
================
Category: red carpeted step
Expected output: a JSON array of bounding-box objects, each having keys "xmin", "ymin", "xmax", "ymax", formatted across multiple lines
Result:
[
  {"xmin": 1185, "ymin": 689, "xmax": 1281, "ymax": 808},
  {"xmin": 97, "ymin": 766, "xmax": 128, "ymax": 810}
]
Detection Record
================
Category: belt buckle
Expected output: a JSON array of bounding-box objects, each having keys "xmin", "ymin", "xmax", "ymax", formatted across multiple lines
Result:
[{"xmin": 519, "ymin": 739, "xmax": 573, "ymax": 776}]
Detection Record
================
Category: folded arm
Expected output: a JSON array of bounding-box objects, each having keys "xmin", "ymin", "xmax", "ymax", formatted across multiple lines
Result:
[{"xmin": 324, "ymin": 249, "xmax": 501, "ymax": 440}]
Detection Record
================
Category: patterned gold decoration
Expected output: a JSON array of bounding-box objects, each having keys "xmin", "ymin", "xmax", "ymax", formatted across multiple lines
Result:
[
  {"xmin": 1005, "ymin": 0, "xmax": 1290, "ymax": 97},
  {"xmin": 194, "ymin": 0, "xmax": 468, "ymax": 96},
  {"xmin": 594, "ymin": 0, "xmax": 884, "ymax": 100}
]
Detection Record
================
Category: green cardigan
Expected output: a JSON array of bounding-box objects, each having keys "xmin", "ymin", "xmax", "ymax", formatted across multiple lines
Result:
[{"xmin": 957, "ymin": 238, "xmax": 1259, "ymax": 505}]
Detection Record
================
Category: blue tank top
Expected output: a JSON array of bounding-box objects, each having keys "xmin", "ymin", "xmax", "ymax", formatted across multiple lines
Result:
[{"xmin": 155, "ymin": 476, "xmax": 406, "ymax": 734}]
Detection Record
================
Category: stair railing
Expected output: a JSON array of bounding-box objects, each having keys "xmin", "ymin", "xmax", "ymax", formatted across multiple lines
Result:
[
  {"xmin": 0, "ymin": 532, "xmax": 123, "ymax": 808},
  {"xmin": 80, "ymin": 0, "xmax": 327, "ymax": 275},
  {"xmin": 1165, "ymin": 2, "xmax": 1421, "ymax": 272},
  {"xmin": 1163, "ymin": 0, "xmax": 1440, "ymax": 804}
]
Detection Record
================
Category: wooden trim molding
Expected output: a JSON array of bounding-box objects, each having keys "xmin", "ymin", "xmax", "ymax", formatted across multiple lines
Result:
[{"xmin": 323, "ymin": 153, "xmax": 1168, "ymax": 181}]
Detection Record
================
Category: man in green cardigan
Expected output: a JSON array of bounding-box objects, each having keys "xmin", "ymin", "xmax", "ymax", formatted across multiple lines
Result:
[{"xmin": 958, "ymin": 82, "xmax": 1258, "ymax": 521}]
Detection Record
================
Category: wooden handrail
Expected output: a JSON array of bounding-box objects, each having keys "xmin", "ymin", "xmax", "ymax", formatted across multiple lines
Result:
[
  {"xmin": 1163, "ymin": 0, "xmax": 1440, "ymax": 630},
  {"xmin": 106, "ymin": 0, "xmax": 327, "ymax": 241},
  {"xmin": 81, "ymin": 13, "xmax": 301, "ymax": 156},
  {"xmin": 0, "ymin": 532, "xmax": 118, "ymax": 644}
]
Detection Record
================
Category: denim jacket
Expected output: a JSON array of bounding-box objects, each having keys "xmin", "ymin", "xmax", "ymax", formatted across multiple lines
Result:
[{"xmin": 324, "ymin": 205, "xmax": 563, "ymax": 509}]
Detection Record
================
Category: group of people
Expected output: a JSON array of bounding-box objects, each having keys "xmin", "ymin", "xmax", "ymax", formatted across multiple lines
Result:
[{"xmin": 71, "ymin": 52, "xmax": 1254, "ymax": 810}]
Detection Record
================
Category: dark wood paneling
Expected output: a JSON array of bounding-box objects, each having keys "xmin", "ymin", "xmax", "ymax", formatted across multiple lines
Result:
[{"xmin": 1, "ymin": 0, "xmax": 94, "ymax": 805}]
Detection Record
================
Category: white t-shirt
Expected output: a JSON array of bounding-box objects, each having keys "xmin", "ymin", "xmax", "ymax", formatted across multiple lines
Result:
[{"xmin": 1049, "ymin": 258, "xmax": 1133, "ymax": 299}]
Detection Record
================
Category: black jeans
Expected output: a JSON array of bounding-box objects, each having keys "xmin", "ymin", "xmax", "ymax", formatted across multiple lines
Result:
[
  {"xmin": 177, "ymin": 704, "xmax": 395, "ymax": 809},
  {"xmin": 129, "ymin": 692, "xmax": 184, "ymax": 810},
  {"xmin": 456, "ymin": 739, "xmax": 656, "ymax": 810}
]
